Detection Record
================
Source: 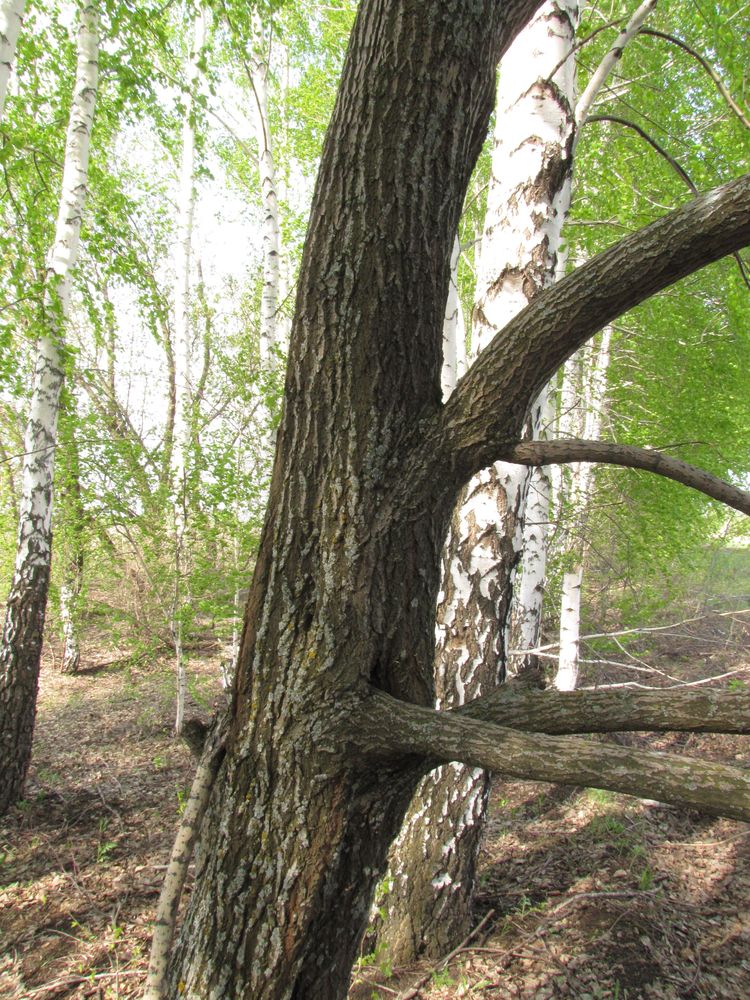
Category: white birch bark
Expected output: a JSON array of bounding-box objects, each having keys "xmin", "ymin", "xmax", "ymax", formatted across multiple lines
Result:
[
  {"xmin": 477, "ymin": 0, "xmax": 579, "ymax": 676},
  {"xmin": 250, "ymin": 11, "xmax": 282, "ymax": 362},
  {"xmin": 574, "ymin": 0, "xmax": 659, "ymax": 135},
  {"xmin": 172, "ymin": 8, "xmax": 206, "ymax": 736},
  {"xmin": 376, "ymin": 0, "xmax": 579, "ymax": 962},
  {"xmin": 13, "ymin": 1, "xmax": 98, "ymax": 591},
  {"xmin": 511, "ymin": 384, "xmax": 556, "ymax": 669},
  {"xmin": 512, "ymin": 0, "xmax": 659, "ymax": 671},
  {"xmin": 555, "ymin": 327, "xmax": 611, "ymax": 690},
  {"xmin": 441, "ymin": 236, "xmax": 466, "ymax": 399},
  {"xmin": 0, "ymin": 0, "xmax": 24, "ymax": 122},
  {"xmin": 0, "ymin": 1, "xmax": 98, "ymax": 812}
]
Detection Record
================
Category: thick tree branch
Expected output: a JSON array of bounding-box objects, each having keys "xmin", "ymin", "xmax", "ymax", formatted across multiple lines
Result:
[
  {"xmin": 456, "ymin": 684, "xmax": 750, "ymax": 734},
  {"xmin": 493, "ymin": 439, "xmax": 750, "ymax": 515},
  {"xmin": 362, "ymin": 691, "xmax": 750, "ymax": 822},
  {"xmin": 437, "ymin": 173, "xmax": 750, "ymax": 479}
]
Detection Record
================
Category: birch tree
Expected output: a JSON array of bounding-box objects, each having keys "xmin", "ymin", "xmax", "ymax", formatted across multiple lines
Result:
[
  {"xmin": 0, "ymin": 0, "xmax": 24, "ymax": 121},
  {"xmin": 554, "ymin": 329, "xmax": 611, "ymax": 689},
  {"xmin": 374, "ymin": 0, "xmax": 579, "ymax": 962},
  {"xmin": 0, "ymin": 0, "xmax": 98, "ymax": 813},
  {"xmin": 172, "ymin": 7, "xmax": 206, "ymax": 735},
  {"xmin": 153, "ymin": 3, "xmax": 750, "ymax": 998}
]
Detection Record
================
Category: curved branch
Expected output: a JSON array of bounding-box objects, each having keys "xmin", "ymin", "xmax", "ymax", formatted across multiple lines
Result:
[
  {"xmin": 362, "ymin": 691, "xmax": 750, "ymax": 822},
  {"xmin": 587, "ymin": 114, "xmax": 697, "ymax": 192},
  {"xmin": 494, "ymin": 438, "xmax": 750, "ymax": 516},
  {"xmin": 457, "ymin": 684, "xmax": 750, "ymax": 734},
  {"xmin": 639, "ymin": 27, "xmax": 750, "ymax": 132},
  {"xmin": 438, "ymin": 172, "xmax": 750, "ymax": 479},
  {"xmin": 586, "ymin": 116, "xmax": 750, "ymax": 291}
]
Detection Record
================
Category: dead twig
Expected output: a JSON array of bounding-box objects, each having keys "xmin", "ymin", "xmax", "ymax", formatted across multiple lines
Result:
[{"xmin": 395, "ymin": 908, "xmax": 496, "ymax": 1000}]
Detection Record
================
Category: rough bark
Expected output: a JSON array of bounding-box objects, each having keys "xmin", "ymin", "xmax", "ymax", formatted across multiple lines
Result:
[
  {"xmin": 363, "ymin": 690, "xmax": 750, "ymax": 822},
  {"xmin": 0, "ymin": 0, "xmax": 25, "ymax": 121},
  {"xmin": 166, "ymin": 4, "xmax": 544, "ymax": 998},
  {"xmin": 374, "ymin": 0, "xmax": 579, "ymax": 963},
  {"xmin": 373, "ymin": 469, "xmax": 518, "ymax": 965},
  {"xmin": 161, "ymin": 2, "xmax": 750, "ymax": 997},
  {"xmin": 440, "ymin": 172, "xmax": 750, "ymax": 476},
  {"xmin": 458, "ymin": 684, "xmax": 750, "ymax": 734},
  {"xmin": 497, "ymin": 438, "xmax": 750, "ymax": 515},
  {"xmin": 0, "ymin": 3, "xmax": 98, "ymax": 814}
]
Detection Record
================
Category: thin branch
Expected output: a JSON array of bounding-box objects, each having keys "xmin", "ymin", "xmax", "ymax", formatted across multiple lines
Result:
[
  {"xmin": 145, "ymin": 715, "xmax": 227, "ymax": 1000},
  {"xmin": 587, "ymin": 114, "xmax": 697, "ymax": 192},
  {"xmin": 587, "ymin": 114, "xmax": 750, "ymax": 290},
  {"xmin": 639, "ymin": 27, "xmax": 750, "ymax": 132},
  {"xmin": 575, "ymin": 0, "xmax": 659, "ymax": 132},
  {"xmin": 494, "ymin": 438, "xmax": 750, "ymax": 516},
  {"xmin": 361, "ymin": 691, "xmax": 750, "ymax": 822}
]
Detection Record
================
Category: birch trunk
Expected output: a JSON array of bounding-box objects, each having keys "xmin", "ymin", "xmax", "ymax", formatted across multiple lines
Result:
[
  {"xmin": 513, "ymin": 0, "xmax": 659, "ymax": 676},
  {"xmin": 250, "ymin": 11, "xmax": 282, "ymax": 363},
  {"xmin": 0, "ymin": 2, "xmax": 98, "ymax": 814},
  {"xmin": 374, "ymin": 0, "xmax": 579, "ymax": 963},
  {"xmin": 0, "ymin": 0, "xmax": 24, "ymax": 121},
  {"xmin": 510, "ymin": 384, "xmax": 556, "ymax": 672},
  {"xmin": 59, "ymin": 410, "xmax": 85, "ymax": 674},
  {"xmin": 172, "ymin": 8, "xmax": 205, "ymax": 735},
  {"xmin": 555, "ymin": 329, "xmax": 611, "ymax": 689}
]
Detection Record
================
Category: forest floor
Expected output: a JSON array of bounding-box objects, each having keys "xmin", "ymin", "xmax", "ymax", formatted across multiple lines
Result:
[{"xmin": 2, "ymin": 610, "xmax": 750, "ymax": 999}]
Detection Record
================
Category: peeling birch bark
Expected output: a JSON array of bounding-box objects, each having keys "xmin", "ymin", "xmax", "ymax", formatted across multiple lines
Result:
[
  {"xmin": 0, "ymin": 0, "xmax": 25, "ymax": 121},
  {"xmin": 511, "ymin": 0, "xmax": 659, "ymax": 673},
  {"xmin": 375, "ymin": 0, "xmax": 579, "ymax": 963},
  {"xmin": 0, "ymin": 2, "xmax": 98, "ymax": 814}
]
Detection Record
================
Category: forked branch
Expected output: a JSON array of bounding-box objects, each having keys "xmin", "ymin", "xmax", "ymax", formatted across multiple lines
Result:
[
  {"xmin": 494, "ymin": 439, "xmax": 750, "ymax": 515},
  {"xmin": 362, "ymin": 690, "xmax": 750, "ymax": 822}
]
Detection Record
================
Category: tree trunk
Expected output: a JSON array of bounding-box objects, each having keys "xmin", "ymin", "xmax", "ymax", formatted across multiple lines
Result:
[
  {"xmin": 59, "ymin": 416, "xmax": 85, "ymax": 675},
  {"xmin": 166, "ymin": 4, "xmax": 541, "ymax": 997},
  {"xmin": 0, "ymin": 0, "xmax": 25, "ymax": 121},
  {"xmin": 172, "ymin": 7, "xmax": 206, "ymax": 735},
  {"xmin": 250, "ymin": 10, "xmax": 282, "ymax": 362},
  {"xmin": 374, "ymin": 0, "xmax": 579, "ymax": 963},
  {"xmin": 510, "ymin": 383, "xmax": 556, "ymax": 673},
  {"xmin": 554, "ymin": 329, "xmax": 611, "ymax": 689},
  {"xmin": 0, "ymin": 2, "xmax": 98, "ymax": 814},
  {"xmin": 511, "ymin": 0, "xmax": 659, "ymax": 677},
  {"xmin": 160, "ymin": 0, "xmax": 750, "ymax": 995}
]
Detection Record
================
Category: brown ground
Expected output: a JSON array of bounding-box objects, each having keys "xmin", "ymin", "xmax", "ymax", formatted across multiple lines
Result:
[{"xmin": 1, "ymin": 615, "xmax": 750, "ymax": 999}]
